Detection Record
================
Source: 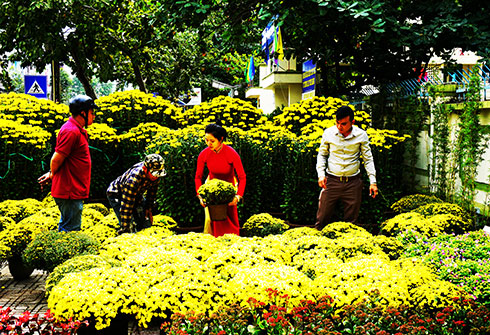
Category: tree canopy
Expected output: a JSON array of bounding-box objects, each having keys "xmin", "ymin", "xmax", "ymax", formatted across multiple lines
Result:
[{"xmin": 1, "ymin": 0, "xmax": 490, "ymax": 98}]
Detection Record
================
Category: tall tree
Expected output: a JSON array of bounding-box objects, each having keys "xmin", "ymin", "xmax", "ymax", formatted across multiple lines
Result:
[{"xmin": 175, "ymin": 0, "xmax": 490, "ymax": 96}]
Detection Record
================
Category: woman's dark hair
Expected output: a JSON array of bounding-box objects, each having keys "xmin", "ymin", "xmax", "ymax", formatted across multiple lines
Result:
[{"xmin": 205, "ymin": 121, "xmax": 227, "ymax": 141}]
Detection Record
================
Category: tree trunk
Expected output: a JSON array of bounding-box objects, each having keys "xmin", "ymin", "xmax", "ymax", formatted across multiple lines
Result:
[
  {"xmin": 51, "ymin": 60, "xmax": 61, "ymax": 103},
  {"xmin": 70, "ymin": 42, "xmax": 97, "ymax": 99},
  {"xmin": 131, "ymin": 59, "xmax": 147, "ymax": 93},
  {"xmin": 318, "ymin": 61, "xmax": 329, "ymax": 97}
]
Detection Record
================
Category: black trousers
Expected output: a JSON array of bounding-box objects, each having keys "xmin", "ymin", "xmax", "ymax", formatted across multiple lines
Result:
[{"xmin": 315, "ymin": 175, "xmax": 363, "ymax": 230}]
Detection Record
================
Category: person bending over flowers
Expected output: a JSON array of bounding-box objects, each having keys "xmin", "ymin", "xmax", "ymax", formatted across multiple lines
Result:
[{"xmin": 107, "ymin": 154, "xmax": 166, "ymax": 234}]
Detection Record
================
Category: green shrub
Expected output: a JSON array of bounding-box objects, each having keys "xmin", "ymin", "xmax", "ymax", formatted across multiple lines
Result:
[
  {"xmin": 390, "ymin": 193, "xmax": 444, "ymax": 213},
  {"xmin": 0, "ymin": 119, "xmax": 51, "ymax": 201},
  {"xmin": 85, "ymin": 123, "xmax": 120, "ymax": 200},
  {"xmin": 242, "ymin": 213, "xmax": 289, "ymax": 237},
  {"xmin": 22, "ymin": 231, "xmax": 100, "ymax": 272},
  {"xmin": 151, "ymin": 125, "xmax": 206, "ymax": 227},
  {"xmin": 118, "ymin": 122, "xmax": 173, "ymax": 174},
  {"xmin": 414, "ymin": 202, "xmax": 473, "ymax": 232},
  {"xmin": 45, "ymin": 254, "xmax": 121, "ymax": 297}
]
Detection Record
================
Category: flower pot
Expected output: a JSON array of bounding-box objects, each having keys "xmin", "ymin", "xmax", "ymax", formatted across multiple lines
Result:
[
  {"xmin": 8, "ymin": 255, "xmax": 34, "ymax": 280},
  {"xmin": 208, "ymin": 204, "xmax": 228, "ymax": 221},
  {"xmin": 174, "ymin": 225, "xmax": 205, "ymax": 234},
  {"xmin": 77, "ymin": 314, "xmax": 129, "ymax": 335}
]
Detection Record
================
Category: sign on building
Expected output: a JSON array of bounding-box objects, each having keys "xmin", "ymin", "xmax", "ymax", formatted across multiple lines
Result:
[
  {"xmin": 302, "ymin": 60, "xmax": 316, "ymax": 100},
  {"xmin": 24, "ymin": 75, "xmax": 48, "ymax": 99}
]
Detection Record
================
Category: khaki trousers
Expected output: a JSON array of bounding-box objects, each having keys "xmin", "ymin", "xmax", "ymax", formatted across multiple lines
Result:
[{"xmin": 315, "ymin": 175, "xmax": 363, "ymax": 230}]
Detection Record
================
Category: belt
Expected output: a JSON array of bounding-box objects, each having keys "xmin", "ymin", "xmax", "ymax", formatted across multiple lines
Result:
[{"xmin": 327, "ymin": 173, "xmax": 360, "ymax": 182}]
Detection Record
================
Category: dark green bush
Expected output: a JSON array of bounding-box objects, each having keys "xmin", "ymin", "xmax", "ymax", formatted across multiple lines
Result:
[{"xmin": 22, "ymin": 231, "xmax": 100, "ymax": 272}]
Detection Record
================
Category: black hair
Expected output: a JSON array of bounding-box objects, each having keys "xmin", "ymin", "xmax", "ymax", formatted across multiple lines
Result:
[
  {"xmin": 335, "ymin": 106, "xmax": 354, "ymax": 121},
  {"xmin": 205, "ymin": 121, "xmax": 227, "ymax": 141}
]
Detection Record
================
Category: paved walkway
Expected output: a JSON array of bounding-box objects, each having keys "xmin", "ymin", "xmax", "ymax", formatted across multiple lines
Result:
[{"xmin": 0, "ymin": 262, "xmax": 160, "ymax": 334}]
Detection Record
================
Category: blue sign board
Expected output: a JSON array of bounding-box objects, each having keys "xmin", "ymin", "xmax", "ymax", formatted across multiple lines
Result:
[
  {"xmin": 302, "ymin": 59, "xmax": 316, "ymax": 99},
  {"xmin": 24, "ymin": 75, "xmax": 48, "ymax": 99}
]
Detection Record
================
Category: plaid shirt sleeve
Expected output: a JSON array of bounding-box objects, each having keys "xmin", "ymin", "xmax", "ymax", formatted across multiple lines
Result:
[{"xmin": 119, "ymin": 171, "xmax": 143, "ymax": 229}]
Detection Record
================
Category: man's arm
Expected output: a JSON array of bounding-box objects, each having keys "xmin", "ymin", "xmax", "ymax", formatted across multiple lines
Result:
[
  {"xmin": 316, "ymin": 131, "xmax": 330, "ymax": 189},
  {"xmin": 38, "ymin": 151, "xmax": 66, "ymax": 188},
  {"xmin": 50, "ymin": 151, "xmax": 66, "ymax": 175},
  {"xmin": 360, "ymin": 133, "xmax": 378, "ymax": 198}
]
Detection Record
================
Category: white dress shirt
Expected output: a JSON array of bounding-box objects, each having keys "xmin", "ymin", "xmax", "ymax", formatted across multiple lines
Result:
[{"xmin": 316, "ymin": 125, "xmax": 377, "ymax": 184}]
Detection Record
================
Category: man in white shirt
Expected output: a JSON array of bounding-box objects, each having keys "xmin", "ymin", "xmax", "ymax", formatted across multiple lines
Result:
[{"xmin": 315, "ymin": 105, "xmax": 378, "ymax": 230}]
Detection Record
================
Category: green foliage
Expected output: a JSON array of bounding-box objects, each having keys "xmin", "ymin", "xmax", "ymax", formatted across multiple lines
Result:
[
  {"xmin": 390, "ymin": 193, "xmax": 444, "ymax": 214},
  {"xmin": 150, "ymin": 125, "xmax": 205, "ymax": 226},
  {"xmin": 241, "ymin": 213, "xmax": 289, "ymax": 237},
  {"xmin": 198, "ymin": 178, "xmax": 236, "ymax": 205},
  {"xmin": 456, "ymin": 73, "xmax": 484, "ymax": 212},
  {"xmin": 22, "ymin": 230, "xmax": 100, "ymax": 272},
  {"xmin": 85, "ymin": 123, "xmax": 120, "ymax": 199},
  {"xmin": 428, "ymin": 94, "xmax": 455, "ymax": 200},
  {"xmin": 0, "ymin": 117, "xmax": 51, "ymax": 201},
  {"xmin": 402, "ymin": 230, "xmax": 490, "ymax": 307},
  {"xmin": 45, "ymin": 254, "xmax": 121, "ymax": 297}
]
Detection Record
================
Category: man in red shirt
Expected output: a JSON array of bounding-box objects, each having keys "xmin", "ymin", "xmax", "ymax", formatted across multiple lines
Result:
[{"xmin": 38, "ymin": 95, "xmax": 97, "ymax": 231}]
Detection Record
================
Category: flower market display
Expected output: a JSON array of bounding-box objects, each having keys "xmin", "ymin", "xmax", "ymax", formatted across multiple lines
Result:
[{"xmin": 2, "ymin": 91, "xmax": 490, "ymax": 333}]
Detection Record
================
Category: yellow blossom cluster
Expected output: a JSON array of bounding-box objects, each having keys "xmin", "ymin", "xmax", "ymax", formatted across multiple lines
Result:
[
  {"xmin": 273, "ymin": 96, "xmax": 371, "ymax": 134},
  {"xmin": 86, "ymin": 123, "xmax": 119, "ymax": 144},
  {"xmin": 47, "ymin": 225, "xmax": 463, "ymax": 330},
  {"xmin": 0, "ymin": 118, "xmax": 51, "ymax": 151},
  {"xmin": 0, "ymin": 92, "xmax": 70, "ymax": 133},
  {"xmin": 391, "ymin": 194, "xmax": 444, "ymax": 214},
  {"xmin": 95, "ymin": 90, "xmax": 182, "ymax": 130},
  {"xmin": 0, "ymin": 198, "xmax": 45, "ymax": 222},
  {"xmin": 381, "ymin": 201, "xmax": 472, "ymax": 238},
  {"xmin": 366, "ymin": 128, "xmax": 411, "ymax": 149},
  {"xmin": 177, "ymin": 96, "xmax": 267, "ymax": 129}
]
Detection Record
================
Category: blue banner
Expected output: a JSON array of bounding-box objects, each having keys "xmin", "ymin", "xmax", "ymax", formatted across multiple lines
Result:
[{"xmin": 302, "ymin": 60, "xmax": 316, "ymax": 98}]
